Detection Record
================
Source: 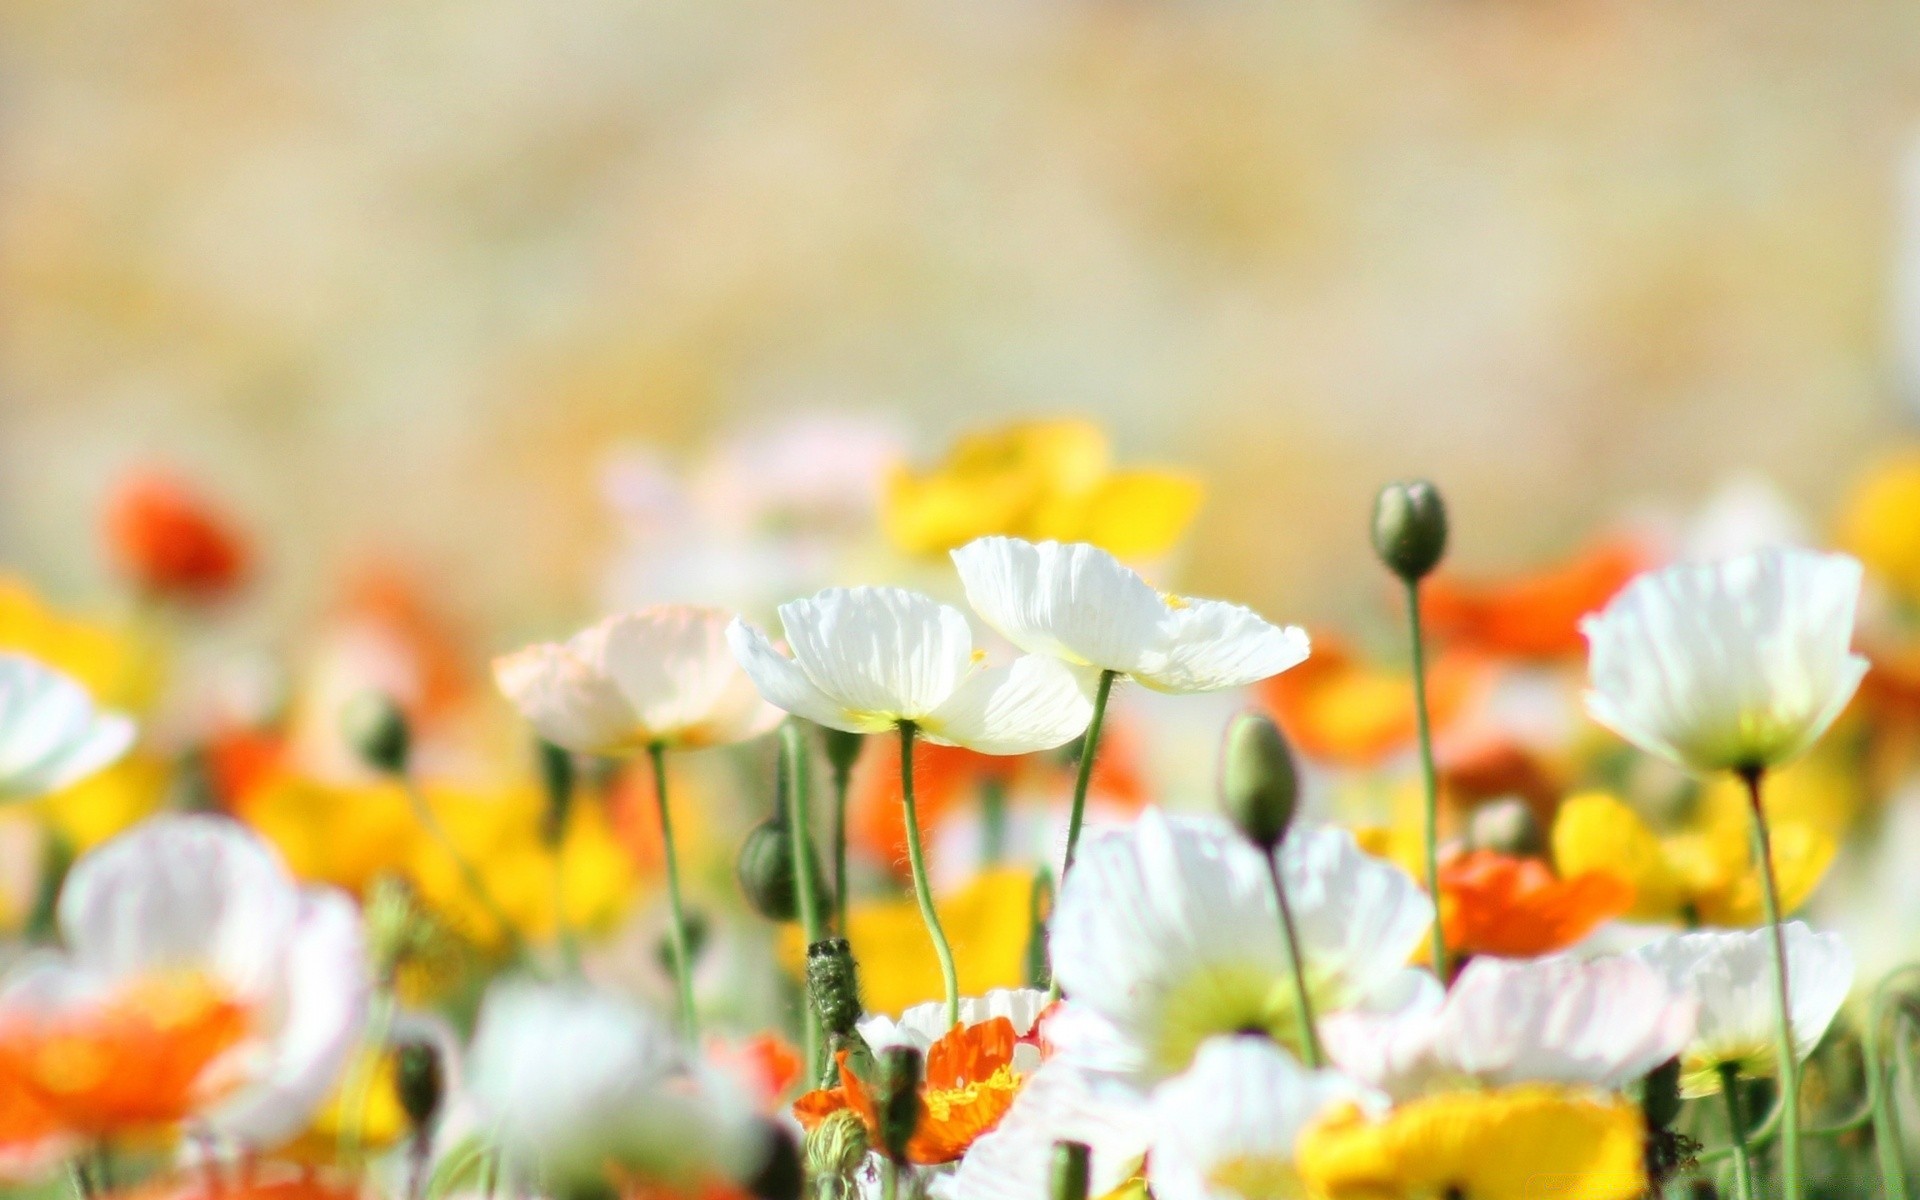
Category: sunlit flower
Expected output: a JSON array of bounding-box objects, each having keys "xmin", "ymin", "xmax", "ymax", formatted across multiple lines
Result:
[
  {"xmin": 883, "ymin": 419, "xmax": 1202, "ymax": 560},
  {"xmin": 0, "ymin": 654, "xmax": 135, "ymax": 802},
  {"xmin": 0, "ymin": 815, "xmax": 367, "ymax": 1151},
  {"xmin": 1049, "ymin": 810, "xmax": 1435, "ymax": 1081},
  {"xmin": 860, "ymin": 988, "xmax": 1051, "ymax": 1068},
  {"xmin": 795, "ymin": 1016, "xmax": 1028, "ymax": 1164},
  {"xmin": 1581, "ymin": 547, "xmax": 1868, "ymax": 773},
  {"xmin": 1551, "ymin": 789, "xmax": 1836, "ymax": 926},
  {"xmin": 1632, "ymin": 923, "xmax": 1853, "ymax": 1097},
  {"xmin": 728, "ymin": 587, "xmax": 1093, "ymax": 754},
  {"xmin": 935, "ymin": 1057, "xmax": 1152, "ymax": 1200},
  {"xmin": 467, "ymin": 981, "xmax": 761, "ymax": 1189},
  {"xmin": 102, "ymin": 469, "xmax": 250, "ymax": 603},
  {"xmin": 1437, "ymin": 850, "xmax": 1633, "ymax": 959},
  {"xmin": 779, "ymin": 869, "xmax": 1037, "ymax": 1017},
  {"xmin": 1146, "ymin": 1035, "xmax": 1370, "ymax": 1200},
  {"xmin": 1258, "ymin": 631, "xmax": 1478, "ymax": 767},
  {"xmin": 1296, "ymin": 1085, "xmax": 1646, "ymax": 1200},
  {"xmin": 1420, "ymin": 538, "xmax": 1647, "ymax": 661},
  {"xmin": 1320, "ymin": 955, "xmax": 1694, "ymax": 1101},
  {"xmin": 494, "ymin": 605, "xmax": 784, "ymax": 756},
  {"xmin": 1838, "ymin": 450, "xmax": 1920, "ymax": 602},
  {"xmin": 952, "ymin": 538, "xmax": 1308, "ymax": 695}
]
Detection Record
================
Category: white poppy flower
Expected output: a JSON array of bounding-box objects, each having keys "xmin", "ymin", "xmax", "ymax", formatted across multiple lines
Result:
[
  {"xmin": 0, "ymin": 815, "xmax": 368, "ymax": 1150},
  {"xmin": 0, "ymin": 653, "xmax": 135, "ymax": 801},
  {"xmin": 932, "ymin": 1059, "xmax": 1152, "ymax": 1200},
  {"xmin": 727, "ymin": 586, "xmax": 1094, "ymax": 754},
  {"xmin": 859, "ymin": 987, "xmax": 1050, "ymax": 1074},
  {"xmin": 1320, "ymin": 954, "xmax": 1696, "ymax": 1101},
  {"xmin": 951, "ymin": 538, "xmax": 1310, "ymax": 693},
  {"xmin": 1049, "ymin": 809, "xmax": 1436, "ymax": 1081},
  {"xmin": 494, "ymin": 605, "xmax": 784, "ymax": 755},
  {"xmin": 1632, "ymin": 923, "xmax": 1853, "ymax": 1097},
  {"xmin": 466, "ymin": 981, "xmax": 760, "ymax": 1189},
  {"xmin": 1581, "ymin": 548, "xmax": 1868, "ymax": 773},
  {"xmin": 1147, "ymin": 1036, "xmax": 1375, "ymax": 1200}
]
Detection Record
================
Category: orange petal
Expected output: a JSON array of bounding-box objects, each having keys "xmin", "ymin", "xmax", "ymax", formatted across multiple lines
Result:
[{"xmin": 1440, "ymin": 851, "xmax": 1634, "ymax": 958}]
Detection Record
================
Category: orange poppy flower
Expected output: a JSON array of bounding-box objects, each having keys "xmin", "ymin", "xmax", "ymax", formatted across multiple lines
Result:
[
  {"xmin": 1260, "ymin": 630, "xmax": 1480, "ymax": 767},
  {"xmin": 104, "ymin": 1175, "xmax": 363, "ymax": 1200},
  {"xmin": 709, "ymin": 1032, "xmax": 805, "ymax": 1108},
  {"xmin": 103, "ymin": 470, "xmax": 250, "ymax": 602},
  {"xmin": 1419, "ymin": 539, "xmax": 1646, "ymax": 661},
  {"xmin": 1438, "ymin": 851, "xmax": 1633, "ymax": 959},
  {"xmin": 793, "ymin": 1017, "xmax": 1025, "ymax": 1165},
  {"xmin": 0, "ymin": 972, "xmax": 252, "ymax": 1139}
]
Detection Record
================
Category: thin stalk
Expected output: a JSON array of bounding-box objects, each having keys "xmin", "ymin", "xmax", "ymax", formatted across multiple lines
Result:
[
  {"xmin": 1742, "ymin": 766, "xmax": 1803, "ymax": 1200},
  {"xmin": 830, "ymin": 755, "xmax": 852, "ymax": 937},
  {"xmin": 783, "ymin": 723, "xmax": 828, "ymax": 1078},
  {"xmin": 338, "ymin": 983, "xmax": 396, "ymax": 1165},
  {"xmin": 1061, "ymin": 670, "xmax": 1117, "ymax": 878},
  {"xmin": 1265, "ymin": 851, "xmax": 1322, "ymax": 1067},
  {"xmin": 882, "ymin": 1158, "xmax": 900, "ymax": 1200},
  {"xmin": 1719, "ymin": 1063, "xmax": 1756, "ymax": 1200},
  {"xmin": 649, "ymin": 742, "xmax": 699, "ymax": 1043},
  {"xmin": 401, "ymin": 778, "xmax": 523, "ymax": 957},
  {"xmin": 899, "ymin": 722, "xmax": 959, "ymax": 1028},
  {"xmin": 1403, "ymin": 579, "xmax": 1446, "ymax": 980},
  {"xmin": 1869, "ymin": 973, "xmax": 1914, "ymax": 1200}
]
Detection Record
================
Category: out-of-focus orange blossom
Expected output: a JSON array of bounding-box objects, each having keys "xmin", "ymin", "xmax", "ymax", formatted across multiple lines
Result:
[
  {"xmin": 103, "ymin": 469, "xmax": 250, "ymax": 604},
  {"xmin": 1419, "ymin": 539, "xmax": 1647, "ymax": 661},
  {"xmin": 1438, "ymin": 850, "xmax": 1633, "ymax": 958},
  {"xmin": 1260, "ymin": 629, "xmax": 1480, "ymax": 766}
]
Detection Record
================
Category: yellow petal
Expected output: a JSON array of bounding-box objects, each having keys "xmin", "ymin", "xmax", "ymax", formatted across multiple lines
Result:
[
  {"xmin": 1551, "ymin": 792, "xmax": 1686, "ymax": 922},
  {"xmin": 1073, "ymin": 471, "xmax": 1205, "ymax": 560},
  {"xmin": 1839, "ymin": 451, "xmax": 1920, "ymax": 601}
]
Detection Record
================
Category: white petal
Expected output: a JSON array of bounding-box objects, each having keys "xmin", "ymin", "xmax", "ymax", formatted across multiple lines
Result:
[
  {"xmin": 493, "ymin": 642, "xmax": 642, "ymax": 755},
  {"xmin": 0, "ymin": 654, "xmax": 135, "ymax": 800},
  {"xmin": 951, "ymin": 538, "xmax": 1166, "ymax": 673},
  {"xmin": 726, "ymin": 618, "xmax": 889, "ymax": 734},
  {"xmin": 1136, "ymin": 603, "xmax": 1310, "ymax": 695},
  {"xmin": 778, "ymin": 587, "xmax": 975, "ymax": 720},
  {"xmin": 1275, "ymin": 823, "xmax": 1437, "ymax": 1011},
  {"xmin": 936, "ymin": 1061, "xmax": 1152, "ymax": 1200},
  {"xmin": 573, "ymin": 606, "xmax": 783, "ymax": 748},
  {"xmin": 921, "ymin": 655, "xmax": 1094, "ymax": 755}
]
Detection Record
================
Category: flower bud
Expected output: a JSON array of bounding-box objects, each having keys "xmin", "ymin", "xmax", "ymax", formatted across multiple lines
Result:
[
  {"xmin": 394, "ymin": 1040, "xmax": 444, "ymax": 1133},
  {"xmin": 1219, "ymin": 712, "xmax": 1299, "ymax": 852},
  {"xmin": 1641, "ymin": 1056, "xmax": 1684, "ymax": 1131},
  {"xmin": 821, "ymin": 727, "xmax": 866, "ymax": 781},
  {"xmin": 874, "ymin": 1045, "xmax": 923, "ymax": 1164},
  {"xmin": 807, "ymin": 938, "xmax": 864, "ymax": 1037},
  {"xmin": 737, "ymin": 817, "xmax": 801, "ymax": 922},
  {"xmin": 1371, "ymin": 481, "xmax": 1448, "ymax": 583},
  {"xmin": 1465, "ymin": 798, "xmax": 1543, "ymax": 858},
  {"xmin": 1050, "ymin": 1141, "xmax": 1091, "ymax": 1200},
  {"xmin": 804, "ymin": 1109, "xmax": 869, "ymax": 1200},
  {"xmin": 655, "ymin": 908, "xmax": 708, "ymax": 975},
  {"xmin": 341, "ymin": 690, "xmax": 410, "ymax": 776}
]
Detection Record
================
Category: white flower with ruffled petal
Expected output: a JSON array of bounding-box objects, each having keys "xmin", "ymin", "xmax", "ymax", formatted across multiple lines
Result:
[
  {"xmin": 859, "ymin": 987, "xmax": 1050, "ymax": 1074},
  {"xmin": 0, "ymin": 654, "xmax": 135, "ymax": 801},
  {"xmin": 1148, "ymin": 1036, "xmax": 1375, "ymax": 1200},
  {"xmin": 727, "ymin": 586, "xmax": 1093, "ymax": 754},
  {"xmin": 933, "ymin": 1058, "xmax": 1153, "ymax": 1200},
  {"xmin": 1320, "ymin": 954, "xmax": 1696, "ymax": 1101},
  {"xmin": 1049, "ymin": 809, "xmax": 1436, "ymax": 1082},
  {"xmin": 1581, "ymin": 548, "xmax": 1868, "ymax": 773},
  {"xmin": 1632, "ymin": 923, "xmax": 1853, "ymax": 1097},
  {"xmin": 495, "ymin": 605, "xmax": 784, "ymax": 755},
  {"xmin": 951, "ymin": 538, "xmax": 1310, "ymax": 694}
]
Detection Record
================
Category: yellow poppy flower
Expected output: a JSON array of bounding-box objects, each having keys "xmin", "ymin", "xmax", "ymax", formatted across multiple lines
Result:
[
  {"xmin": 1839, "ymin": 451, "xmax": 1920, "ymax": 601},
  {"xmin": 34, "ymin": 753, "xmax": 170, "ymax": 853},
  {"xmin": 281, "ymin": 1048, "xmax": 410, "ymax": 1163},
  {"xmin": 0, "ymin": 577, "xmax": 164, "ymax": 711},
  {"xmin": 1296, "ymin": 1086, "xmax": 1645, "ymax": 1200},
  {"xmin": 779, "ymin": 868, "xmax": 1036, "ymax": 1016},
  {"xmin": 882, "ymin": 419, "xmax": 1202, "ymax": 559}
]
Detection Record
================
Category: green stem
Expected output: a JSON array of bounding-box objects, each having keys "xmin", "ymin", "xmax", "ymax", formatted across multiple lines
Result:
[
  {"xmin": 882, "ymin": 1157, "xmax": 900, "ymax": 1200},
  {"xmin": 900, "ymin": 722, "xmax": 959, "ymax": 1028},
  {"xmin": 338, "ymin": 982, "xmax": 396, "ymax": 1165},
  {"xmin": 650, "ymin": 742, "xmax": 699, "ymax": 1043},
  {"xmin": 1742, "ymin": 767, "xmax": 1802, "ymax": 1200},
  {"xmin": 1265, "ymin": 852, "xmax": 1322, "ymax": 1067},
  {"xmin": 1403, "ymin": 579, "xmax": 1446, "ymax": 980},
  {"xmin": 1061, "ymin": 670, "xmax": 1116, "ymax": 878},
  {"xmin": 402, "ymin": 778, "xmax": 524, "ymax": 957},
  {"xmin": 1719, "ymin": 1063, "xmax": 1756, "ymax": 1200},
  {"xmin": 1869, "ymin": 971, "xmax": 1915, "ymax": 1200},
  {"xmin": 783, "ymin": 723, "xmax": 827, "ymax": 1078},
  {"xmin": 830, "ymin": 759, "xmax": 852, "ymax": 937}
]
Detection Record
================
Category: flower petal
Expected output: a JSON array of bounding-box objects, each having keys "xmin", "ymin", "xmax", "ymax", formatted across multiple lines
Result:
[
  {"xmin": 493, "ymin": 642, "xmax": 642, "ymax": 755},
  {"xmin": 951, "ymin": 538, "xmax": 1166, "ymax": 673},
  {"xmin": 778, "ymin": 587, "xmax": 975, "ymax": 721},
  {"xmin": 1137, "ymin": 602, "xmax": 1310, "ymax": 694},
  {"xmin": 572, "ymin": 606, "xmax": 783, "ymax": 747},
  {"xmin": 922, "ymin": 655, "xmax": 1095, "ymax": 755},
  {"xmin": 726, "ymin": 618, "xmax": 889, "ymax": 734}
]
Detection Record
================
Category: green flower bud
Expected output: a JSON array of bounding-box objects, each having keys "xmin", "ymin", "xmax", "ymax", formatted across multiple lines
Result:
[
  {"xmin": 807, "ymin": 938, "xmax": 864, "ymax": 1037},
  {"xmin": 655, "ymin": 908, "xmax": 708, "ymax": 974},
  {"xmin": 1220, "ymin": 712, "xmax": 1299, "ymax": 851},
  {"xmin": 340, "ymin": 690, "xmax": 410, "ymax": 776},
  {"xmin": 737, "ymin": 817, "xmax": 801, "ymax": 922},
  {"xmin": 1465, "ymin": 798, "xmax": 1543, "ymax": 858},
  {"xmin": 394, "ymin": 1040, "xmax": 444, "ymax": 1132},
  {"xmin": 803, "ymin": 1109, "xmax": 869, "ymax": 1200},
  {"xmin": 1050, "ymin": 1141, "xmax": 1091, "ymax": 1200},
  {"xmin": 1371, "ymin": 480, "xmax": 1448, "ymax": 583},
  {"xmin": 821, "ymin": 727, "xmax": 866, "ymax": 781},
  {"xmin": 874, "ymin": 1045, "xmax": 923, "ymax": 1164},
  {"xmin": 1642, "ymin": 1056, "xmax": 1684, "ymax": 1131}
]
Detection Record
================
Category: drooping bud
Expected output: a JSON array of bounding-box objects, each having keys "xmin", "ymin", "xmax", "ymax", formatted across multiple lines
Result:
[
  {"xmin": 1220, "ymin": 712, "xmax": 1299, "ymax": 852},
  {"xmin": 1465, "ymin": 798, "xmax": 1543, "ymax": 858},
  {"xmin": 1050, "ymin": 1141, "xmax": 1091, "ymax": 1200},
  {"xmin": 738, "ymin": 817, "xmax": 801, "ymax": 922},
  {"xmin": 538, "ymin": 740, "xmax": 575, "ymax": 849},
  {"xmin": 1371, "ymin": 481, "xmax": 1448, "ymax": 583},
  {"xmin": 807, "ymin": 938, "xmax": 864, "ymax": 1037},
  {"xmin": 341, "ymin": 690, "xmax": 410, "ymax": 776},
  {"xmin": 821, "ymin": 727, "xmax": 866, "ymax": 782},
  {"xmin": 874, "ymin": 1045, "xmax": 924, "ymax": 1164},
  {"xmin": 745, "ymin": 1119, "xmax": 804, "ymax": 1200},
  {"xmin": 394, "ymin": 1040, "xmax": 444, "ymax": 1133}
]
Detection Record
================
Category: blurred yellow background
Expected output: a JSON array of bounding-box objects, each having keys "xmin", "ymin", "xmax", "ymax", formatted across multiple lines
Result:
[{"xmin": 3, "ymin": 0, "xmax": 1918, "ymax": 641}]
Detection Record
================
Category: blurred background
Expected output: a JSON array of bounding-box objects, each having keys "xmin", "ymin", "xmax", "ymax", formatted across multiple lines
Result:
[{"xmin": 4, "ymin": 0, "xmax": 1920, "ymax": 643}]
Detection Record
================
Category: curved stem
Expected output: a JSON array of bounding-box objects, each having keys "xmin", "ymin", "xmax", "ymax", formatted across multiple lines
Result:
[
  {"xmin": 1403, "ymin": 579, "xmax": 1446, "ymax": 980},
  {"xmin": 1742, "ymin": 767, "xmax": 1803, "ymax": 1200},
  {"xmin": 401, "ymin": 778, "xmax": 523, "ymax": 957},
  {"xmin": 783, "ymin": 723, "xmax": 827, "ymax": 1078},
  {"xmin": 900, "ymin": 722, "xmax": 959, "ymax": 1028},
  {"xmin": 1719, "ymin": 1063, "xmax": 1756, "ymax": 1200},
  {"xmin": 649, "ymin": 742, "xmax": 699, "ymax": 1043},
  {"xmin": 1265, "ymin": 851, "xmax": 1322, "ymax": 1067},
  {"xmin": 1061, "ymin": 670, "xmax": 1116, "ymax": 879}
]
